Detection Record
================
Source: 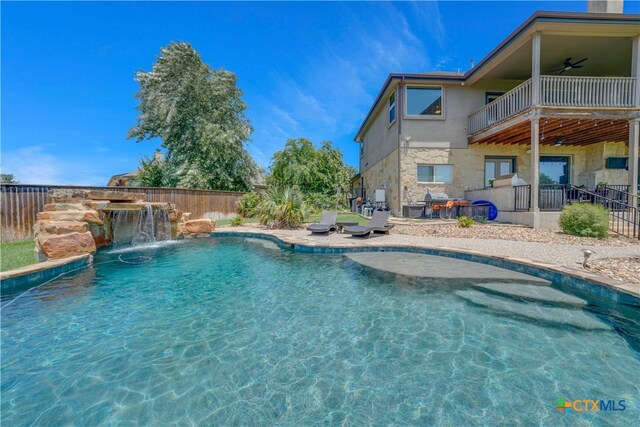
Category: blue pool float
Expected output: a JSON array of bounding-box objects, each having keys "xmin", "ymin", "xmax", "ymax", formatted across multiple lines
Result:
[{"xmin": 472, "ymin": 200, "xmax": 498, "ymax": 221}]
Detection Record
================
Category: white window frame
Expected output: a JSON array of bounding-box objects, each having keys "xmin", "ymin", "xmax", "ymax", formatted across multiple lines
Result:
[
  {"xmin": 417, "ymin": 164, "xmax": 453, "ymax": 184},
  {"xmin": 389, "ymin": 90, "xmax": 397, "ymax": 126},
  {"xmin": 405, "ymin": 85, "xmax": 445, "ymax": 120}
]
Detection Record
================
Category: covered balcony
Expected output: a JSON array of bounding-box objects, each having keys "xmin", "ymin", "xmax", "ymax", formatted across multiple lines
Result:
[
  {"xmin": 464, "ymin": 29, "xmax": 639, "ymax": 229},
  {"xmin": 468, "ymin": 75, "xmax": 636, "ymax": 135}
]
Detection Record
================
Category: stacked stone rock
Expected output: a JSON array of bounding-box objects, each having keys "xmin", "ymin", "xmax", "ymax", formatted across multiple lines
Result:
[{"xmin": 34, "ymin": 202, "xmax": 101, "ymax": 261}]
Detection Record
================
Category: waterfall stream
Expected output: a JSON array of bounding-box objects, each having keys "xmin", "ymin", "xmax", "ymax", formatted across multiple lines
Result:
[{"xmin": 111, "ymin": 205, "xmax": 172, "ymax": 248}]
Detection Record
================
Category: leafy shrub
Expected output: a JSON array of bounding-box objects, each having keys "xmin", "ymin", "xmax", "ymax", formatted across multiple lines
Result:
[
  {"xmin": 457, "ymin": 216, "xmax": 475, "ymax": 228},
  {"xmin": 236, "ymin": 192, "xmax": 262, "ymax": 218},
  {"xmin": 559, "ymin": 203, "xmax": 609, "ymax": 238},
  {"xmin": 230, "ymin": 216, "xmax": 244, "ymax": 227},
  {"xmin": 257, "ymin": 186, "xmax": 308, "ymax": 229},
  {"xmin": 303, "ymin": 192, "xmax": 344, "ymax": 214}
]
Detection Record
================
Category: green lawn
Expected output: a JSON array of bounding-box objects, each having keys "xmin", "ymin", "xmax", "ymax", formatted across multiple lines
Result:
[
  {"xmin": 1, "ymin": 240, "xmax": 36, "ymax": 272},
  {"xmin": 305, "ymin": 212, "xmax": 370, "ymax": 226},
  {"xmin": 216, "ymin": 217, "xmax": 260, "ymax": 227}
]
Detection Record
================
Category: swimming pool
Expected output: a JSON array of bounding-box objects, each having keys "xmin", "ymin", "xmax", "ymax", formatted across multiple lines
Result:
[{"xmin": 1, "ymin": 237, "xmax": 638, "ymax": 425}]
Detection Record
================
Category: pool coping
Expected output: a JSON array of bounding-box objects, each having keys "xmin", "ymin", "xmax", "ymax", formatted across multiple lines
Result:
[
  {"xmin": 0, "ymin": 254, "xmax": 93, "ymax": 292},
  {"xmin": 211, "ymin": 229, "xmax": 640, "ymax": 306}
]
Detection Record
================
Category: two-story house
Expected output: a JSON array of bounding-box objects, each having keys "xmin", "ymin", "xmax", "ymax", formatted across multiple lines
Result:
[{"xmin": 355, "ymin": 3, "xmax": 639, "ymax": 229}]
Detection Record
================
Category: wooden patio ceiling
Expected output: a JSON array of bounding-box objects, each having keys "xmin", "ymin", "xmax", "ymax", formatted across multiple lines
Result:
[{"xmin": 470, "ymin": 118, "xmax": 630, "ymax": 146}]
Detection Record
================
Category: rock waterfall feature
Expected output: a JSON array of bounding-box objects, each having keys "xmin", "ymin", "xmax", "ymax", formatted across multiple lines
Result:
[{"xmin": 33, "ymin": 190, "xmax": 196, "ymax": 261}]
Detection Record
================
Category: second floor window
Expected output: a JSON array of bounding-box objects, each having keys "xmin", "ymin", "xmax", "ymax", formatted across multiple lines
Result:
[
  {"xmin": 389, "ymin": 91, "xmax": 396, "ymax": 123},
  {"xmin": 407, "ymin": 87, "xmax": 442, "ymax": 116}
]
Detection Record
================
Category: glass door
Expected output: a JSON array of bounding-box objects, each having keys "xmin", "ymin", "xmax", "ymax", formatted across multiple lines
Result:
[
  {"xmin": 540, "ymin": 156, "xmax": 570, "ymax": 185},
  {"xmin": 484, "ymin": 157, "xmax": 515, "ymax": 187}
]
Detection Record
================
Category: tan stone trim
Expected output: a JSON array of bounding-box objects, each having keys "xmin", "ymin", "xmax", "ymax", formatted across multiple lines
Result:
[{"xmin": 0, "ymin": 254, "xmax": 93, "ymax": 281}]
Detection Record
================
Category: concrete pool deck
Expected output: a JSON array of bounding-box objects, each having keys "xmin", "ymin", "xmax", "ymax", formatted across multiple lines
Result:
[{"xmin": 213, "ymin": 226, "xmax": 640, "ymax": 298}]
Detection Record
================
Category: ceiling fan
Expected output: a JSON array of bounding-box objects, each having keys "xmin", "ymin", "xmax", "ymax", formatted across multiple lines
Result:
[{"xmin": 550, "ymin": 57, "xmax": 588, "ymax": 74}]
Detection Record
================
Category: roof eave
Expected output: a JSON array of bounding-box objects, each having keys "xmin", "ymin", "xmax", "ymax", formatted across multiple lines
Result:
[{"xmin": 354, "ymin": 11, "xmax": 640, "ymax": 141}]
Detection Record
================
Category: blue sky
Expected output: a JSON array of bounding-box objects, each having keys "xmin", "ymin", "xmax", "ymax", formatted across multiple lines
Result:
[{"xmin": 2, "ymin": 1, "xmax": 638, "ymax": 185}]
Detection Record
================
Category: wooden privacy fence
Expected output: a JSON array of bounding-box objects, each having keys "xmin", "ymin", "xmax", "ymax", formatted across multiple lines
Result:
[{"xmin": 1, "ymin": 185, "xmax": 245, "ymax": 242}]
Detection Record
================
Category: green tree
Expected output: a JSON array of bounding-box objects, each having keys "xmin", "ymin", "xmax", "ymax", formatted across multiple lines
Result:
[
  {"xmin": 268, "ymin": 138, "xmax": 356, "ymax": 210},
  {"xmin": 128, "ymin": 42, "xmax": 257, "ymax": 191},
  {"xmin": 136, "ymin": 156, "xmax": 165, "ymax": 187},
  {"xmin": 539, "ymin": 173, "xmax": 556, "ymax": 185},
  {"xmin": 0, "ymin": 174, "xmax": 19, "ymax": 184}
]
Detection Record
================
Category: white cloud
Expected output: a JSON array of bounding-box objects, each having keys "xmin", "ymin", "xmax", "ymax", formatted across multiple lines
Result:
[
  {"xmin": 1, "ymin": 145, "xmax": 112, "ymax": 186},
  {"xmin": 410, "ymin": 0, "xmax": 446, "ymax": 50},
  {"xmin": 2, "ymin": 146, "xmax": 62, "ymax": 184}
]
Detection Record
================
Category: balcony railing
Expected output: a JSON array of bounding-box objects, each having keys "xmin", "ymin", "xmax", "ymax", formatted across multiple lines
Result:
[
  {"xmin": 468, "ymin": 76, "xmax": 637, "ymax": 135},
  {"xmin": 468, "ymin": 79, "xmax": 532, "ymax": 134},
  {"xmin": 540, "ymin": 76, "xmax": 636, "ymax": 108}
]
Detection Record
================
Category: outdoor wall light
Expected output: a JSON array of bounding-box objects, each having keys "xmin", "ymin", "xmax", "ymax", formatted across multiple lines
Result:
[{"xmin": 581, "ymin": 249, "xmax": 596, "ymax": 268}]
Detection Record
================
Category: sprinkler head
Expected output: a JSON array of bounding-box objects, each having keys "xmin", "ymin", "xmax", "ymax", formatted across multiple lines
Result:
[{"xmin": 581, "ymin": 249, "xmax": 596, "ymax": 268}]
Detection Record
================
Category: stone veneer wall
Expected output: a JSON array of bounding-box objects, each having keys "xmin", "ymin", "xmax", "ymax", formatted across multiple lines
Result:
[
  {"xmin": 361, "ymin": 149, "xmax": 399, "ymax": 214},
  {"xmin": 400, "ymin": 141, "xmax": 629, "ymax": 206}
]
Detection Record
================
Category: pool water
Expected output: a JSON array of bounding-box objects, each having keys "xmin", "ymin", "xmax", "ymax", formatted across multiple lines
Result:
[{"xmin": 1, "ymin": 237, "xmax": 639, "ymax": 425}]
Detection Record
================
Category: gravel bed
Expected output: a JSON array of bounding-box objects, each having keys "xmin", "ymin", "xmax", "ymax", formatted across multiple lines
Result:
[
  {"xmin": 392, "ymin": 222, "xmax": 638, "ymax": 247},
  {"xmin": 589, "ymin": 257, "xmax": 640, "ymax": 285}
]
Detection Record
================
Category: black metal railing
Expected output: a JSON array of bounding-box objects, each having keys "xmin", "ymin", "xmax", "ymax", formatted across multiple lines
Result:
[
  {"xmin": 597, "ymin": 185, "xmax": 639, "ymax": 209},
  {"xmin": 511, "ymin": 183, "xmax": 638, "ymax": 238},
  {"xmin": 538, "ymin": 184, "xmax": 568, "ymax": 211},
  {"xmin": 570, "ymin": 186, "xmax": 639, "ymax": 239},
  {"xmin": 514, "ymin": 185, "xmax": 531, "ymax": 211},
  {"xmin": 600, "ymin": 184, "xmax": 631, "ymax": 193}
]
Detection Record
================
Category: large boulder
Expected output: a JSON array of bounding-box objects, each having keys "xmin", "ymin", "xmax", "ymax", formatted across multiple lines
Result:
[
  {"xmin": 37, "ymin": 210, "xmax": 103, "ymax": 225},
  {"xmin": 184, "ymin": 219, "xmax": 216, "ymax": 234},
  {"xmin": 34, "ymin": 220, "xmax": 89, "ymax": 235},
  {"xmin": 37, "ymin": 231, "xmax": 97, "ymax": 260}
]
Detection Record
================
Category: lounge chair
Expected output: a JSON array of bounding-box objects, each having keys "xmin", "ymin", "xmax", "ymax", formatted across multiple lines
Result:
[
  {"xmin": 306, "ymin": 210, "xmax": 338, "ymax": 234},
  {"xmin": 343, "ymin": 210, "xmax": 394, "ymax": 237}
]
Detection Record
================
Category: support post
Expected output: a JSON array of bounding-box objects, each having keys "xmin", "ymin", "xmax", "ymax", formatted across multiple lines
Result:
[
  {"xmin": 531, "ymin": 33, "xmax": 542, "ymax": 106},
  {"xmin": 632, "ymin": 36, "xmax": 640, "ymax": 107},
  {"xmin": 530, "ymin": 117, "xmax": 540, "ymax": 228},
  {"xmin": 630, "ymin": 36, "xmax": 639, "ymax": 199},
  {"xmin": 629, "ymin": 119, "xmax": 639, "ymax": 198}
]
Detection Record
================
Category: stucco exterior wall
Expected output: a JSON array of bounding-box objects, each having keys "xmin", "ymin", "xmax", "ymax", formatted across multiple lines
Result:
[
  {"xmin": 401, "ymin": 85, "xmax": 480, "ymax": 149},
  {"xmin": 400, "ymin": 82, "xmax": 524, "ymax": 150},
  {"xmin": 360, "ymin": 99, "xmax": 398, "ymax": 174},
  {"xmin": 361, "ymin": 149, "xmax": 399, "ymax": 215}
]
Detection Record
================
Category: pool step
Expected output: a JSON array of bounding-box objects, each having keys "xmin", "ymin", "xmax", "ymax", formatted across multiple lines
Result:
[
  {"xmin": 471, "ymin": 283, "xmax": 587, "ymax": 307},
  {"xmin": 455, "ymin": 290, "xmax": 610, "ymax": 331}
]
